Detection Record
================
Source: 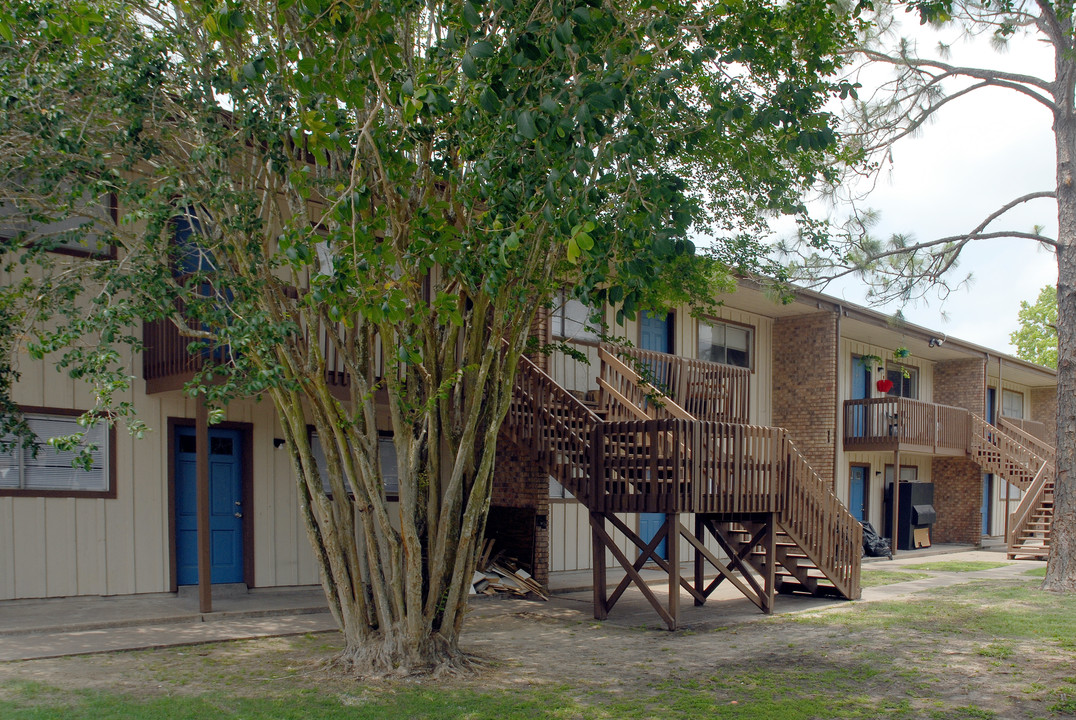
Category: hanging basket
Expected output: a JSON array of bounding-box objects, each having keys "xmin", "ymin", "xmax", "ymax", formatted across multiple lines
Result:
[{"xmin": 876, "ymin": 378, "xmax": 894, "ymax": 393}]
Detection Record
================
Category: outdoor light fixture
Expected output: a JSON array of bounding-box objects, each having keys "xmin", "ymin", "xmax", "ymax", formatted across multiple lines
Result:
[{"xmin": 928, "ymin": 336, "xmax": 946, "ymax": 348}]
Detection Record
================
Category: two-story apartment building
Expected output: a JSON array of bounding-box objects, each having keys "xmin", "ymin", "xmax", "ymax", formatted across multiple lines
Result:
[
  {"xmin": 513, "ymin": 279, "xmax": 1057, "ymax": 583},
  {"xmin": 1, "ymin": 260, "xmax": 1057, "ymax": 626}
]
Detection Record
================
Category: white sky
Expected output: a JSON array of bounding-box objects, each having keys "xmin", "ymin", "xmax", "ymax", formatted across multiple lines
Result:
[{"xmin": 809, "ymin": 11, "xmax": 1059, "ymax": 355}]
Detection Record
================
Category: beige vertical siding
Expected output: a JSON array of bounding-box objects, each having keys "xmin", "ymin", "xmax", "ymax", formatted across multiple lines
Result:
[
  {"xmin": 0, "ymin": 348, "xmax": 321, "ymax": 599},
  {"xmin": 548, "ymin": 500, "xmax": 726, "ymax": 573}
]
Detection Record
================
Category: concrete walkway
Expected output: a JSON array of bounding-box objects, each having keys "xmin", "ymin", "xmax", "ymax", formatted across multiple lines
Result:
[{"xmin": 0, "ymin": 546, "xmax": 1040, "ymax": 662}]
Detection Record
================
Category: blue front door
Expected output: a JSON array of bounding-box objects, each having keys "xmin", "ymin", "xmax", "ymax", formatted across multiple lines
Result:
[
  {"xmin": 849, "ymin": 356, "xmax": 870, "ymax": 437},
  {"xmin": 849, "ymin": 466, "xmax": 867, "ymax": 522},
  {"xmin": 175, "ymin": 427, "xmax": 245, "ymax": 585},
  {"xmin": 982, "ymin": 474, "xmax": 993, "ymax": 535},
  {"xmin": 639, "ymin": 312, "xmax": 670, "ymax": 560}
]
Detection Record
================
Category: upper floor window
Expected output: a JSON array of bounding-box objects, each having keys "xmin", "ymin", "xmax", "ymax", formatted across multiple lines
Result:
[
  {"xmin": 172, "ymin": 208, "xmax": 216, "ymax": 276},
  {"xmin": 0, "ymin": 410, "xmax": 114, "ymax": 497},
  {"xmin": 1002, "ymin": 390, "xmax": 1024, "ymax": 420},
  {"xmin": 698, "ymin": 320, "xmax": 751, "ymax": 369},
  {"xmin": 886, "ymin": 364, "xmax": 918, "ymax": 399},
  {"xmin": 551, "ymin": 291, "xmax": 601, "ymax": 343},
  {"xmin": 311, "ymin": 431, "xmax": 398, "ymax": 497},
  {"xmin": 0, "ymin": 192, "xmax": 116, "ymax": 259}
]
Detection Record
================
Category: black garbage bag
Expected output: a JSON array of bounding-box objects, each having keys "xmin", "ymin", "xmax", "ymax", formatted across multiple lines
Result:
[{"xmin": 861, "ymin": 521, "xmax": 892, "ymax": 559}]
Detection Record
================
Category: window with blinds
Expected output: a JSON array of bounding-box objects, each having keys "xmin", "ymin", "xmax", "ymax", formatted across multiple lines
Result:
[
  {"xmin": 310, "ymin": 431, "xmax": 399, "ymax": 497},
  {"xmin": 0, "ymin": 413, "xmax": 111, "ymax": 495}
]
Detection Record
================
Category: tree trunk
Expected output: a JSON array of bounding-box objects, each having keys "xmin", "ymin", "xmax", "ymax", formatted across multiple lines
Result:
[{"xmin": 1045, "ymin": 28, "xmax": 1076, "ymax": 592}]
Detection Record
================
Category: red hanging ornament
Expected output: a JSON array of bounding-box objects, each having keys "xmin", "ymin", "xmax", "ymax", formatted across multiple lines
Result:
[{"xmin": 876, "ymin": 378, "xmax": 894, "ymax": 393}]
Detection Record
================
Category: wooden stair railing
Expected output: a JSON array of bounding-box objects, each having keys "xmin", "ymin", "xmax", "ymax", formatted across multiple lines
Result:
[
  {"xmin": 599, "ymin": 343, "xmax": 750, "ymax": 423},
  {"xmin": 594, "ymin": 347, "xmax": 860, "ymax": 600},
  {"xmin": 1007, "ymin": 460, "xmax": 1054, "ymax": 559},
  {"xmin": 963, "ymin": 414, "xmax": 1056, "ymax": 558},
  {"xmin": 996, "ymin": 417, "xmax": 1056, "ymax": 468},
  {"xmin": 504, "ymin": 353, "xmax": 600, "ymax": 503},
  {"xmin": 967, "ymin": 414, "xmax": 1044, "ymax": 490}
]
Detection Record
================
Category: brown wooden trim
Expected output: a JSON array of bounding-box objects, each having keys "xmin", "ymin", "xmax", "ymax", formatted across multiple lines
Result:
[
  {"xmin": 167, "ymin": 417, "xmax": 179, "ymax": 593},
  {"xmin": 0, "ymin": 405, "xmax": 117, "ymax": 499},
  {"xmin": 166, "ymin": 416, "xmax": 256, "ymax": 594}
]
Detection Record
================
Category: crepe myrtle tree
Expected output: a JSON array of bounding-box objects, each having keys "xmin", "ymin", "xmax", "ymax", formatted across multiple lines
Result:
[
  {"xmin": 785, "ymin": 0, "xmax": 1075, "ymax": 591},
  {"xmin": 0, "ymin": 0, "xmax": 857, "ymax": 674}
]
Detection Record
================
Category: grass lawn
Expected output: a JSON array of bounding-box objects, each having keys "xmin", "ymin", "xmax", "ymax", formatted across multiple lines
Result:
[
  {"xmin": 859, "ymin": 569, "xmax": 931, "ymax": 587},
  {"xmin": 1, "ymin": 573, "xmax": 1074, "ymax": 720},
  {"xmin": 898, "ymin": 561, "xmax": 1011, "ymax": 573}
]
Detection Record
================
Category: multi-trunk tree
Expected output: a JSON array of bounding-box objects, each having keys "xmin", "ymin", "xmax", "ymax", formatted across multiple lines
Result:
[
  {"xmin": 787, "ymin": 0, "xmax": 1075, "ymax": 591},
  {"xmin": 0, "ymin": 0, "xmax": 856, "ymax": 674}
]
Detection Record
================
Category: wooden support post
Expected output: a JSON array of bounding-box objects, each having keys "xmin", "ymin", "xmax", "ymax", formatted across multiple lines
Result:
[
  {"xmin": 591, "ymin": 511, "xmax": 608, "ymax": 620},
  {"xmin": 196, "ymin": 399, "xmax": 212, "ymax": 614},
  {"xmin": 667, "ymin": 512, "xmax": 680, "ymax": 628},
  {"xmin": 890, "ymin": 449, "xmax": 901, "ymax": 558},
  {"xmin": 693, "ymin": 515, "xmax": 705, "ymax": 606},
  {"xmin": 764, "ymin": 513, "xmax": 776, "ymax": 613}
]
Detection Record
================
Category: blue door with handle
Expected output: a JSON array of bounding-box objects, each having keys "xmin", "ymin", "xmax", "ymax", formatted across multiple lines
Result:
[
  {"xmin": 175, "ymin": 427, "xmax": 245, "ymax": 585},
  {"xmin": 639, "ymin": 312, "xmax": 670, "ymax": 560},
  {"xmin": 849, "ymin": 466, "xmax": 867, "ymax": 522}
]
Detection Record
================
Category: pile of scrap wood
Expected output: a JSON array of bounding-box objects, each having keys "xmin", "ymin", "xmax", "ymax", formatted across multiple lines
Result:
[{"xmin": 470, "ymin": 540, "xmax": 548, "ymax": 600}]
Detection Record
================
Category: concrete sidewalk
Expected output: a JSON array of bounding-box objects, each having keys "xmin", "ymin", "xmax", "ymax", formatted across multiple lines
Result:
[{"xmin": 0, "ymin": 546, "xmax": 1038, "ymax": 662}]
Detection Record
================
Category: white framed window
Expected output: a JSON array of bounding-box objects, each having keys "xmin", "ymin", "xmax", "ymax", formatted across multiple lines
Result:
[
  {"xmin": 0, "ymin": 411, "xmax": 113, "ymax": 497},
  {"xmin": 0, "ymin": 192, "xmax": 116, "ymax": 258},
  {"xmin": 1002, "ymin": 390, "xmax": 1024, "ymax": 420},
  {"xmin": 311, "ymin": 431, "xmax": 398, "ymax": 497},
  {"xmin": 551, "ymin": 291, "xmax": 601, "ymax": 342},
  {"xmin": 886, "ymin": 364, "xmax": 919, "ymax": 399},
  {"xmin": 698, "ymin": 320, "xmax": 751, "ymax": 368}
]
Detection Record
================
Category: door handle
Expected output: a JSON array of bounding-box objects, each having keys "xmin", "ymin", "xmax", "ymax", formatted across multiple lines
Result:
[{"xmin": 234, "ymin": 512, "xmax": 243, "ymax": 519}]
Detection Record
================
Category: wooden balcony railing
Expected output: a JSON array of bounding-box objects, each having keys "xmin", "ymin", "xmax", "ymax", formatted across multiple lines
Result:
[
  {"xmin": 843, "ymin": 397, "xmax": 969, "ymax": 454},
  {"xmin": 600, "ymin": 344, "xmax": 750, "ymax": 424},
  {"xmin": 142, "ymin": 301, "xmax": 352, "ymax": 394}
]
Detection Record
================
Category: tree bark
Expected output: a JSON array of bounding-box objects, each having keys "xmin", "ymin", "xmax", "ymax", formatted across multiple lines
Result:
[{"xmin": 1045, "ymin": 9, "xmax": 1076, "ymax": 591}]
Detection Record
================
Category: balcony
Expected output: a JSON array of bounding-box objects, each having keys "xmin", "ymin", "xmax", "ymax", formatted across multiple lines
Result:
[
  {"xmin": 843, "ymin": 397, "xmax": 969, "ymax": 456},
  {"xmin": 142, "ymin": 301, "xmax": 352, "ymax": 396}
]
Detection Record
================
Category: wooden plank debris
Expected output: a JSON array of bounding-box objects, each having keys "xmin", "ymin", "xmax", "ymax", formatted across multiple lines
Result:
[{"xmin": 470, "ymin": 541, "xmax": 548, "ymax": 600}]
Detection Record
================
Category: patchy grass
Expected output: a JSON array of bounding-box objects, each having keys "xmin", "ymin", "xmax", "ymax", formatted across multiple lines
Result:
[
  {"xmin": 1023, "ymin": 566, "xmax": 1048, "ymax": 578},
  {"xmin": 860, "ymin": 570, "xmax": 931, "ymax": 588},
  {"xmin": 899, "ymin": 561, "xmax": 1010, "ymax": 573},
  {"xmin": 798, "ymin": 578, "xmax": 1076, "ymax": 650},
  {"xmin": 1, "ymin": 574, "xmax": 1073, "ymax": 720}
]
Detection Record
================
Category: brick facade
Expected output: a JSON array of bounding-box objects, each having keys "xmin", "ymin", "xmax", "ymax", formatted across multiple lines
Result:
[
  {"xmin": 931, "ymin": 359, "xmax": 986, "ymax": 544},
  {"xmin": 489, "ymin": 434, "xmax": 549, "ymax": 584},
  {"xmin": 933, "ymin": 358, "xmax": 986, "ymax": 415},
  {"xmin": 1030, "ymin": 386, "xmax": 1057, "ymax": 446},
  {"xmin": 772, "ymin": 312, "xmax": 838, "ymax": 488},
  {"xmin": 930, "ymin": 456, "xmax": 982, "ymax": 544}
]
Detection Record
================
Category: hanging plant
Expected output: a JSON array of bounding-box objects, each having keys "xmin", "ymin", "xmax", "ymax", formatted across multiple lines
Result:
[
  {"xmin": 876, "ymin": 378, "xmax": 894, "ymax": 393},
  {"xmin": 859, "ymin": 354, "xmax": 883, "ymax": 372},
  {"xmin": 892, "ymin": 347, "xmax": 911, "ymax": 379}
]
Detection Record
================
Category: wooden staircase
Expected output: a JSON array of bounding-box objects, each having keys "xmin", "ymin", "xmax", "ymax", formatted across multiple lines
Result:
[
  {"xmin": 716, "ymin": 520, "xmax": 847, "ymax": 598},
  {"xmin": 503, "ymin": 346, "xmax": 861, "ymax": 629},
  {"xmin": 966, "ymin": 416, "xmax": 1055, "ymax": 560}
]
